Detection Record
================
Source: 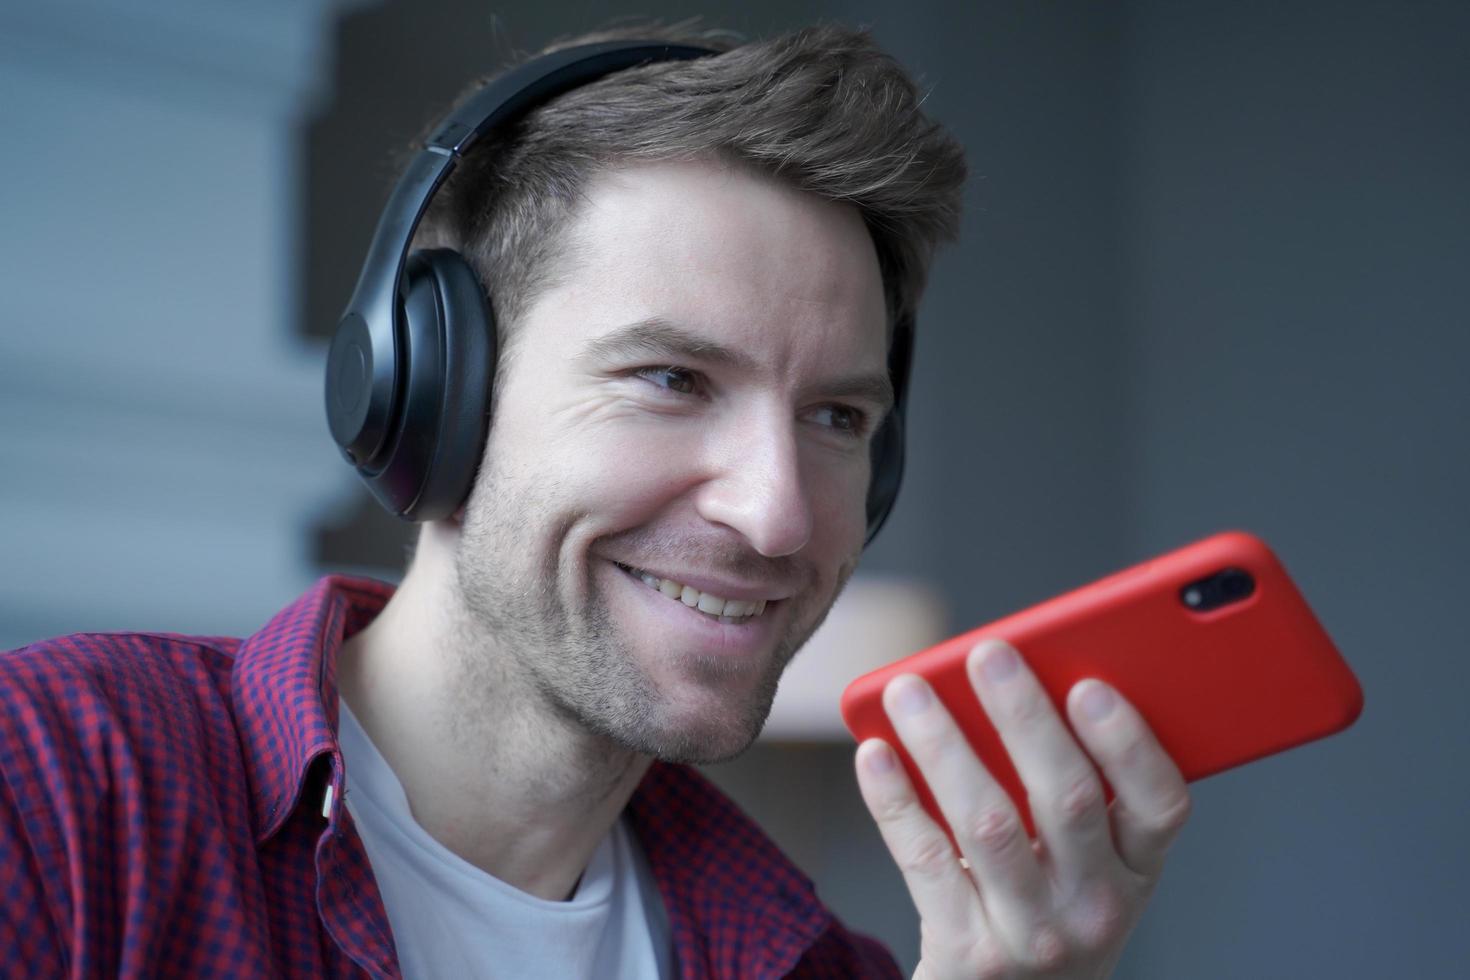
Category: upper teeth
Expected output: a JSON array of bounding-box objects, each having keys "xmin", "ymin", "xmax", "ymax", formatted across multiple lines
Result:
[{"xmin": 617, "ymin": 564, "xmax": 768, "ymax": 620}]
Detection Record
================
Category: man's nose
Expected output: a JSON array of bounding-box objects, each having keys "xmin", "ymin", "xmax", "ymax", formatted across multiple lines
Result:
[{"xmin": 694, "ymin": 410, "xmax": 814, "ymax": 558}]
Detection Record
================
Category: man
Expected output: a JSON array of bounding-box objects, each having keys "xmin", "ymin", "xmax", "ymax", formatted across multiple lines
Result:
[{"xmin": 0, "ymin": 23, "xmax": 1189, "ymax": 979}]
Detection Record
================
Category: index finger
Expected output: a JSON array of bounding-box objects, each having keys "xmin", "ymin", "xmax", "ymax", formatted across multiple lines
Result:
[{"xmin": 853, "ymin": 737, "xmax": 985, "ymax": 948}]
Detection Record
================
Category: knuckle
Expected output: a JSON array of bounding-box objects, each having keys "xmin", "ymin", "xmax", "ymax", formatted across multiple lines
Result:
[
  {"xmin": 917, "ymin": 922, "xmax": 1011, "ymax": 975},
  {"xmin": 1146, "ymin": 789, "xmax": 1194, "ymax": 839},
  {"xmin": 919, "ymin": 924, "xmax": 1008, "ymax": 979},
  {"xmin": 1053, "ymin": 772, "xmax": 1105, "ymax": 827},
  {"xmin": 1117, "ymin": 732, "xmax": 1153, "ymax": 770},
  {"xmin": 967, "ymin": 938, "xmax": 1013, "ymax": 980},
  {"xmin": 1026, "ymin": 925, "xmax": 1071, "ymax": 972},
  {"xmin": 974, "ymin": 956, "xmax": 1011, "ymax": 980},
  {"xmin": 903, "ymin": 726, "xmax": 953, "ymax": 768},
  {"xmin": 1118, "ymin": 788, "xmax": 1193, "ymax": 875},
  {"xmin": 970, "ymin": 952, "xmax": 1017, "ymax": 980},
  {"xmin": 1072, "ymin": 880, "xmax": 1131, "ymax": 950},
  {"xmin": 1003, "ymin": 687, "xmax": 1050, "ymax": 727},
  {"xmin": 870, "ymin": 790, "xmax": 916, "ymax": 825},
  {"xmin": 963, "ymin": 806, "xmax": 1025, "ymax": 856},
  {"xmin": 897, "ymin": 833, "xmax": 960, "ymax": 880}
]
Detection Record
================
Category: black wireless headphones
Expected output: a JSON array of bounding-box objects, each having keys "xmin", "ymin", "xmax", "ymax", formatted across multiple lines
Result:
[{"xmin": 325, "ymin": 39, "xmax": 913, "ymax": 544}]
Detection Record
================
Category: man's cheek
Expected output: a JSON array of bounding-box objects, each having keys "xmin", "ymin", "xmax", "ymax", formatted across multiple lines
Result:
[
  {"xmin": 574, "ymin": 430, "xmax": 703, "ymax": 514},
  {"xmin": 801, "ymin": 457, "xmax": 871, "ymax": 551}
]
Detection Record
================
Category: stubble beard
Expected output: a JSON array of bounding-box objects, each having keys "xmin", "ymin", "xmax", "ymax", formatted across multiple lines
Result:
[{"xmin": 449, "ymin": 471, "xmax": 854, "ymax": 765}]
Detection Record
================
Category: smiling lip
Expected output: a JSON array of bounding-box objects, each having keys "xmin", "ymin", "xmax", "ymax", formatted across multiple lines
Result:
[
  {"xmin": 607, "ymin": 561, "xmax": 794, "ymax": 604},
  {"xmin": 611, "ymin": 562, "xmax": 768, "ymax": 623},
  {"xmin": 608, "ymin": 561, "xmax": 779, "ymax": 651}
]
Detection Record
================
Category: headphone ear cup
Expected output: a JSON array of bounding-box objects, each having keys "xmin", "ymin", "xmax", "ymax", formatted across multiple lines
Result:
[
  {"xmin": 363, "ymin": 248, "xmax": 494, "ymax": 520},
  {"xmin": 403, "ymin": 249, "xmax": 495, "ymax": 520},
  {"xmin": 864, "ymin": 313, "xmax": 914, "ymax": 543},
  {"xmin": 864, "ymin": 405, "xmax": 905, "ymax": 544}
]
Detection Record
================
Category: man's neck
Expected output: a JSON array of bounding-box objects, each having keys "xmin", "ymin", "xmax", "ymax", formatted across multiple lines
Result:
[{"xmin": 336, "ymin": 549, "xmax": 651, "ymax": 901}]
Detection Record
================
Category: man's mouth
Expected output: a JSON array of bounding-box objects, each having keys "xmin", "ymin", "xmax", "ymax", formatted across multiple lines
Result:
[{"xmin": 613, "ymin": 562, "xmax": 771, "ymax": 625}]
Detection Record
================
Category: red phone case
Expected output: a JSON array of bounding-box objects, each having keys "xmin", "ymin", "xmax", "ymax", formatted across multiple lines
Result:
[{"xmin": 840, "ymin": 531, "xmax": 1363, "ymax": 835}]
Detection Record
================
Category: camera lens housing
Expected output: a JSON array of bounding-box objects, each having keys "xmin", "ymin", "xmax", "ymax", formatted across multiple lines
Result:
[{"xmin": 1180, "ymin": 567, "xmax": 1256, "ymax": 612}]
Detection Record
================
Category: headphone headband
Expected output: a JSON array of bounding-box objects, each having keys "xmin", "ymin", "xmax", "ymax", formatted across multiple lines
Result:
[{"xmin": 327, "ymin": 42, "xmax": 717, "ymax": 465}]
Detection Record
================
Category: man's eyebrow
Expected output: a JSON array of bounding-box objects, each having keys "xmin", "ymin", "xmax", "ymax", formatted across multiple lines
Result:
[
  {"xmin": 578, "ymin": 317, "xmax": 756, "ymax": 371},
  {"xmin": 580, "ymin": 315, "xmax": 895, "ymax": 412},
  {"xmin": 818, "ymin": 372, "xmax": 896, "ymax": 415}
]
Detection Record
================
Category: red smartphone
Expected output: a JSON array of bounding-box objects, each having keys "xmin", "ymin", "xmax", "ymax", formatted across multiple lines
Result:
[{"xmin": 840, "ymin": 530, "xmax": 1363, "ymax": 835}]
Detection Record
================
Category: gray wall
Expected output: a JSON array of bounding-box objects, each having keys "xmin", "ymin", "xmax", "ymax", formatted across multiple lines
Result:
[
  {"xmin": 823, "ymin": 3, "xmax": 1469, "ymax": 974},
  {"xmin": 1113, "ymin": 3, "xmax": 1469, "ymax": 975},
  {"xmin": 2, "ymin": 1, "xmax": 1465, "ymax": 976}
]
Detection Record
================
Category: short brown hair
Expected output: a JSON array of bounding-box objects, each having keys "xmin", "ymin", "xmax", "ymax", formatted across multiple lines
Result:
[{"xmin": 413, "ymin": 23, "xmax": 966, "ymax": 358}]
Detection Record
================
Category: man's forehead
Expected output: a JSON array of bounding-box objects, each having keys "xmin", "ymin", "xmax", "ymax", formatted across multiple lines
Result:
[{"xmin": 541, "ymin": 158, "xmax": 889, "ymax": 361}]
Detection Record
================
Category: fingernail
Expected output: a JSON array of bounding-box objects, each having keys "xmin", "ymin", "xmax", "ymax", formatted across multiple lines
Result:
[
  {"xmin": 891, "ymin": 676, "xmax": 933, "ymax": 716},
  {"xmin": 977, "ymin": 642, "xmax": 1019, "ymax": 684},
  {"xmin": 1079, "ymin": 682, "xmax": 1116, "ymax": 722}
]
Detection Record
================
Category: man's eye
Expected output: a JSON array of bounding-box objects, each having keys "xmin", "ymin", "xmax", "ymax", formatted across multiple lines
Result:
[
  {"xmin": 634, "ymin": 366, "xmax": 701, "ymax": 395},
  {"xmin": 811, "ymin": 404, "xmax": 868, "ymax": 436}
]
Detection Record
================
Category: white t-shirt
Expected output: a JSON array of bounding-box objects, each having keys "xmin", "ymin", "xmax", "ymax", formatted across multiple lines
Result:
[{"xmin": 336, "ymin": 699, "xmax": 673, "ymax": 980}]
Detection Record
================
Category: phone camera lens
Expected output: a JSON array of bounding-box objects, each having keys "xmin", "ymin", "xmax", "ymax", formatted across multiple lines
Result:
[
  {"xmin": 1180, "ymin": 568, "xmax": 1255, "ymax": 612},
  {"xmin": 1219, "ymin": 568, "xmax": 1255, "ymax": 599}
]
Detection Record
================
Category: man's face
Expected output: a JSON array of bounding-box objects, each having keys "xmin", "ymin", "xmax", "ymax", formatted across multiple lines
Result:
[{"xmin": 453, "ymin": 158, "xmax": 890, "ymax": 763}]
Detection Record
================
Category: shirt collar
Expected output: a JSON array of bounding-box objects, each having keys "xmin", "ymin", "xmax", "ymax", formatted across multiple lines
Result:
[
  {"xmin": 628, "ymin": 761, "xmax": 833, "ymax": 976},
  {"xmin": 230, "ymin": 575, "xmax": 835, "ymax": 967},
  {"xmin": 231, "ymin": 575, "xmax": 393, "ymax": 843}
]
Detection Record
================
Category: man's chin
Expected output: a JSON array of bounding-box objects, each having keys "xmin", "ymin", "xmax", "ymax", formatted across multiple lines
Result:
[
  {"xmin": 613, "ymin": 696, "xmax": 773, "ymax": 765},
  {"xmin": 641, "ymin": 726, "xmax": 764, "ymax": 766}
]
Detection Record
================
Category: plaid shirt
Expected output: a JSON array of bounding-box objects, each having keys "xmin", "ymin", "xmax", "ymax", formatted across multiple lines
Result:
[{"xmin": 0, "ymin": 576, "xmax": 899, "ymax": 979}]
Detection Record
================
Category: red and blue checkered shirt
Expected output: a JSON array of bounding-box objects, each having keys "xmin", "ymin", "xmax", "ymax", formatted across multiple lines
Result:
[{"xmin": 0, "ymin": 576, "xmax": 899, "ymax": 978}]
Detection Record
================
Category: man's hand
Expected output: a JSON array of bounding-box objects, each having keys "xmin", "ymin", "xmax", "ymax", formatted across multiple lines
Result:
[{"xmin": 854, "ymin": 640, "xmax": 1191, "ymax": 979}]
